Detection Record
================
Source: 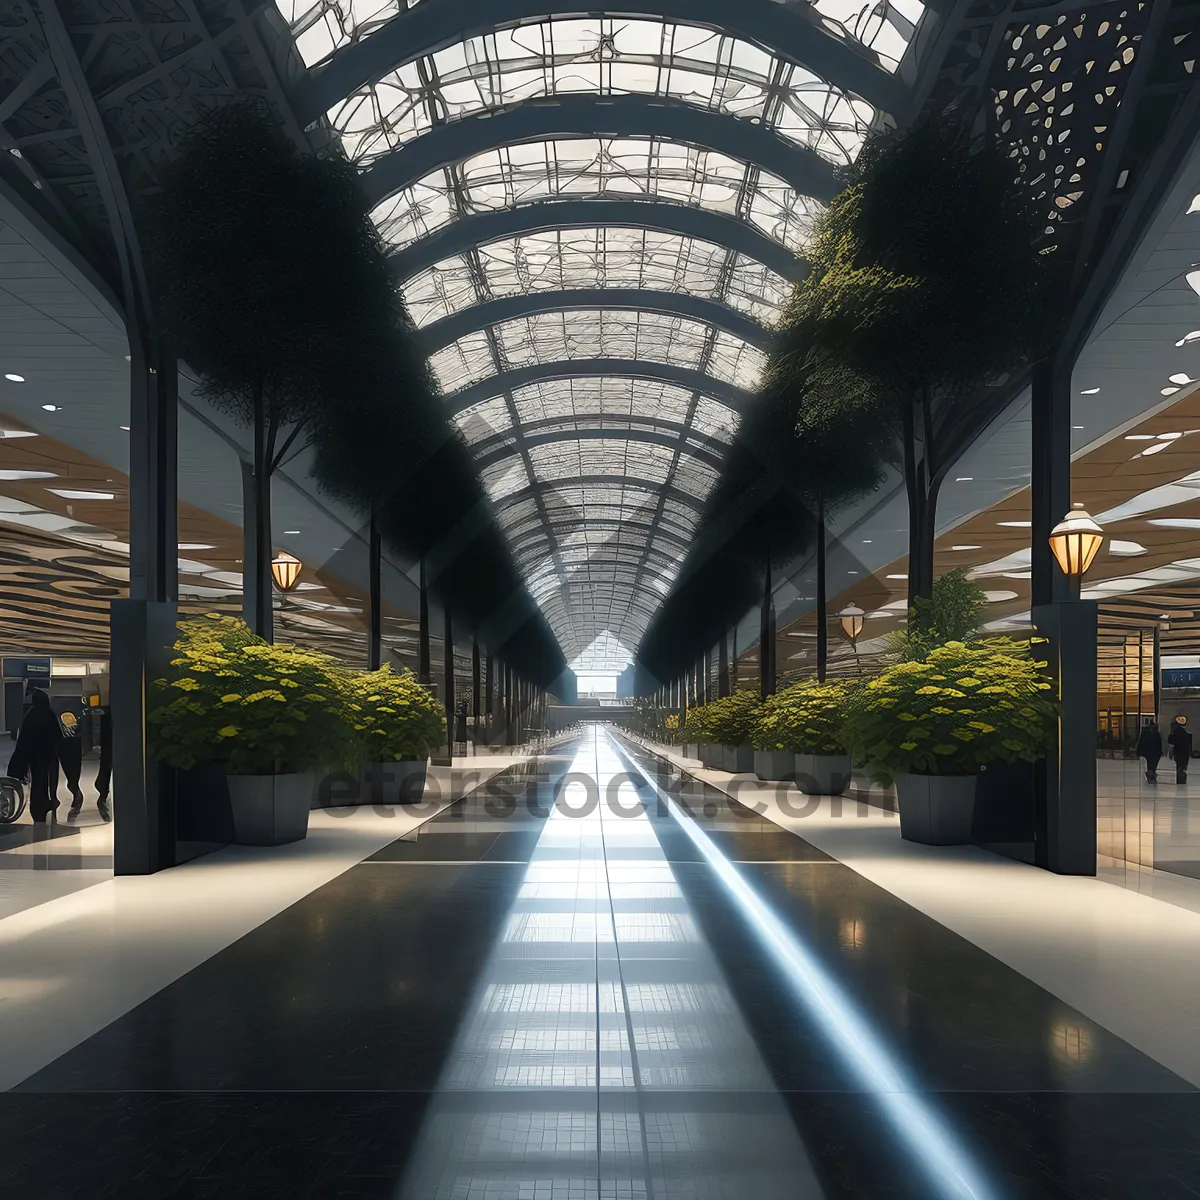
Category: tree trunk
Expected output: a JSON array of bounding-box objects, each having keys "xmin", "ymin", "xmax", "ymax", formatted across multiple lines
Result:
[
  {"xmin": 367, "ymin": 507, "xmax": 382, "ymax": 670},
  {"xmin": 904, "ymin": 387, "xmax": 938, "ymax": 608},
  {"xmin": 418, "ymin": 558, "xmax": 431, "ymax": 684},
  {"xmin": 816, "ymin": 494, "xmax": 827, "ymax": 683},
  {"xmin": 251, "ymin": 378, "xmax": 274, "ymax": 641}
]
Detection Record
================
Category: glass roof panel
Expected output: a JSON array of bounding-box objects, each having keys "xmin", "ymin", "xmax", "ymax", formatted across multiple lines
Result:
[
  {"xmin": 370, "ymin": 138, "xmax": 819, "ymax": 254},
  {"xmin": 404, "ymin": 229, "xmax": 792, "ymax": 327},
  {"xmin": 812, "ymin": 0, "xmax": 926, "ymax": 73},
  {"xmin": 330, "ymin": 18, "xmax": 877, "ymax": 167},
  {"xmin": 430, "ymin": 310, "xmax": 764, "ymax": 393}
]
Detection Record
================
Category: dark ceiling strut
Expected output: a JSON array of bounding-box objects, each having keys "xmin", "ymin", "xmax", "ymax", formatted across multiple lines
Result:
[
  {"xmin": 361, "ymin": 94, "xmax": 841, "ymax": 207},
  {"xmin": 295, "ymin": 0, "xmax": 901, "ymax": 123},
  {"xmin": 389, "ymin": 199, "xmax": 807, "ymax": 282},
  {"xmin": 420, "ymin": 288, "xmax": 773, "ymax": 353}
]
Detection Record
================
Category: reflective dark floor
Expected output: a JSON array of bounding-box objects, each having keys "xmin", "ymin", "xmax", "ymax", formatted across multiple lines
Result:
[{"xmin": 6, "ymin": 726, "xmax": 1200, "ymax": 1198}]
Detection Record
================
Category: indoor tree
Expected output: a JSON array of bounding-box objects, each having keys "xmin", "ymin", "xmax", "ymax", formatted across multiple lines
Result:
[
  {"xmin": 144, "ymin": 100, "xmax": 397, "ymax": 639},
  {"xmin": 775, "ymin": 113, "xmax": 1053, "ymax": 606}
]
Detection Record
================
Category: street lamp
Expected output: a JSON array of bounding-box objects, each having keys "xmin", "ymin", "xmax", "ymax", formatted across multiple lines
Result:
[
  {"xmin": 839, "ymin": 604, "xmax": 866, "ymax": 645},
  {"xmin": 270, "ymin": 549, "xmax": 301, "ymax": 592},
  {"xmin": 1048, "ymin": 504, "xmax": 1104, "ymax": 582}
]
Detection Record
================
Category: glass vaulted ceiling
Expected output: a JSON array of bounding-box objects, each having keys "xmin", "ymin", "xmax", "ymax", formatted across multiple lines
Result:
[{"xmin": 276, "ymin": 3, "xmax": 925, "ymax": 672}]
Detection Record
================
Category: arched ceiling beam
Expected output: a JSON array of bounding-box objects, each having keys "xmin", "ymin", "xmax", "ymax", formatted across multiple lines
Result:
[
  {"xmin": 389, "ymin": 200, "xmax": 807, "ymax": 283},
  {"xmin": 297, "ymin": 0, "xmax": 901, "ymax": 122},
  {"xmin": 493, "ymin": 474, "xmax": 708, "ymax": 515},
  {"xmin": 421, "ymin": 289, "xmax": 773, "ymax": 355},
  {"xmin": 509, "ymin": 517, "xmax": 695, "ymax": 556},
  {"xmin": 474, "ymin": 424, "xmax": 726, "ymax": 472},
  {"xmin": 449, "ymin": 358, "xmax": 753, "ymax": 416},
  {"xmin": 468, "ymin": 414, "xmax": 731, "ymax": 460},
  {"xmin": 362, "ymin": 94, "xmax": 840, "ymax": 208}
]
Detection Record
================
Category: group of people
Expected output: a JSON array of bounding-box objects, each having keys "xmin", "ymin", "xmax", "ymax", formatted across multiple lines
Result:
[
  {"xmin": 7, "ymin": 687, "xmax": 112, "ymax": 823},
  {"xmin": 1136, "ymin": 716, "xmax": 1194, "ymax": 784}
]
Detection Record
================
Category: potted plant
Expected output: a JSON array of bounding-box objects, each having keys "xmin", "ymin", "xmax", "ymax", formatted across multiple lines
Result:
[
  {"xmin": 150, "ymin": 615, "xmax": 354, "ymax": 845},
  {"xmin": 679, "ymin": 704, "xmax": 716, "ymax": 766},
  {"xmin": 703, "ymin": 692, "xmax": 761, "ymax": 774},
  {"xmin": 753, "ymin": 679, "xmax": 855, "ymax": 793},
  {"xmin": 842, "ymin": 638, "xmax": 1056, "ymax": 845},
  {"xmin": 344, "ymin": 665, "xmax": 444, "ymax": 805}
]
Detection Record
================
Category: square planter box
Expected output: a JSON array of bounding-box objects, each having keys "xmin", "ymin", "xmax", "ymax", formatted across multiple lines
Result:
[
  {"xmin": 361, "ymin": 760, "xmax": 428, "ymax": 806},
  {"xmin": 722, "ymin": 744, "xmax": 755, "ymax": 774},
  {"xmin": 699, "ymin": 744, "xmax": 722, "ymax": 768},
  {"xmin": 226, "ymin": 773, "xmax": 312, "ymax": 846},
  {"xmin": 895, "ymin": 773, "xmax": 977, "ymax": 845},
  {"xmin": 685, "ymin": 743, "xmax": 700, "ymax": 761},
  {"xmin": 794, "ymin": 754, "xmax": 852, "ymax": 796},
  {"xmin": 754, "ymin": 749, "xmax": 796, "ymax": 782}
]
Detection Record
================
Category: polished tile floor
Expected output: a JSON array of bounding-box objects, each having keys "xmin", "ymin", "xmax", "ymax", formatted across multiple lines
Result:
[{"xmin": 6, "ymin": 728, "xmax": 1200, "ymax": 1198}]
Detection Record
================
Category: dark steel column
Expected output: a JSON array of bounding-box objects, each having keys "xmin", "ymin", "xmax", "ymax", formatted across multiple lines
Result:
[
  {"xmin": 816, "ymin": 495, "xmax": 827, "ymax": 683},
  {"xmin": 472, "ymin": 638, "xmax": 481, "ymax": 735},
  {"xmin": 367, "ymin": 508, "xmax": 382, "ymax": 671},
  {"xmin": 114, "ymin": 333, "xmax": 179, "ymax": 876},
  {"xmin": 718, "ymin": 634, "xmax": 730, "ymax": 698},
  {"xmin": 1154, "ymin": 624, "xmax": 1162, "ymax": 720},
  {"xmin": 760, "ymin": 556, "xmax": 776, "ymax": 698},
  {"xmin": 418, "ymin": 558, "xmax": 431, "ymax": 684},
  {"xmin": 443, "ymin": 607, "xmax": 454, "ymax": 740},
  {"xmin": 1030, "ymin": 357, "xmax": 1072, "ymax": 608}
]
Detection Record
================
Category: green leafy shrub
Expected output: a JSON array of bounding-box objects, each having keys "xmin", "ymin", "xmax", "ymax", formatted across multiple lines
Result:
[
  {"xmin": 902, "ymin": 567, "xmax": 987, "ymax": 660},
  {"xmin": 841, "ymin": 637, "xmax": 1056, "ymax": 781},
  {"xmin": 150, "ymin": 614, "xmax": 355, "ymax": 774},
  {"xmin": 753, "ymin": 679, "xmax": 856, "ymax": 754},
  {"xmin": 679, "ymin": 703, "xmax": 713, "ymax": 744},
  {"xmin": 345, "ymin": 665, "xmax": 444, "ymax": 762},
  {"xmin": 701, "ymin": 691, "xmax": 761, "ymax": 746}
]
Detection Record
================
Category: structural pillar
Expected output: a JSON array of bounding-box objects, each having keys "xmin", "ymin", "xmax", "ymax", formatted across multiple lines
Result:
[
  {"xmin": 418, "ymin": 558, "xmax": 431, "ymax": 684},
  {"xmin": 443, "ymin": 607, "xmax": 454, "ymax": 743},
  {"xmin": 472, "ymin": 637, "xmax": 481, "ymax": 737},
  {"xmin": 718, "ymin": 635, "xmax": 730, "ymax": 698},
  {"xmin": 816, "ymin": 495, "xmax": 827, "ymax": 683},
  {"xmin": 760, "ymin": 555, "xmax": 776, "ymax": 699},
  {"xmin": 367, "ymin": 507, "xmax": 382, "ymax": 671}
]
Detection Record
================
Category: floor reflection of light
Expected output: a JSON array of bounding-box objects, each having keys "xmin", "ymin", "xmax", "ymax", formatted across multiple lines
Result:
[{"xmin": 609, "ymin": 730, "xmax": 997, "ymax": 1200}]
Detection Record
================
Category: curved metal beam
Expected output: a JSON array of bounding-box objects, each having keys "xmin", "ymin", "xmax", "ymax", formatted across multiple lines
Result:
[
  {"xmin": 468, "ymin": 414, "xmax": 731, "ymax": 459},
  {"xmin": 493, "ymin": 474, "xmax": 708, "ymax": 515},
  {"xmin": 474, "ymin": 424, "xmax": 726, "ymax": 472},
  {"xmin": 509, "ymin": 516, "xmax": 696, "ymax": 556},
  {"xmin": 298, "ymin": 0, "xmax": 900, "ymax": 122},
  {"xmin": 448, "ymin": 358, "xmax": 753, "ymax": 416},
  {"xmin": 421, "ymin": 289, "xmax": 773, "ymax": 354},
  {"xmin": 362, "ymin": 94, "xmax": 840, "ymax": 207},
  {"xmin": 391, "ymin": 199, "xmax": 806, "ymax": 283}
]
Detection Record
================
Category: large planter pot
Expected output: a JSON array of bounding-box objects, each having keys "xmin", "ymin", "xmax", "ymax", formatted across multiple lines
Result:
[
  {"xmin": 226, "ymin": 772, "xmax": 312, "ymax": 846},
  {"xmin": 754, "ymin": 750, "xmax": 796, "ymax": 782},
  {"xmin": 685, "ymin": 743, "xmax": 700, "ymax": 761},
  {"xmin": 722, "ymin": 744, "xmax": 755, "ymax": 774},
  {"xmin": 699, "ymin": 743, "xmax": 722, "ymax": 768},
  {"xmin": 794, "ymin": 754, "xmax": 853, "ymax": 796},
  {"xmin": 361, "ymin": 760, "xmax": 428, "ymax": 806},
  {"xmin": 895, "ymin": 772, "xmax": 978, "ymax": 845}
]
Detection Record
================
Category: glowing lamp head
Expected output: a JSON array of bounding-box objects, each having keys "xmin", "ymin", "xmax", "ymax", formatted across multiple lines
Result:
[
  {"xmin": 270, "ymin": 549, "xmax": 302, "ymax": 592},
  {"xmin": 839, "ymin": 604, "xmax": 866, "ymax": 643},
  {"xmin": 1048, "ymin": 504, "xmax": 1103, "ymax": 578}
]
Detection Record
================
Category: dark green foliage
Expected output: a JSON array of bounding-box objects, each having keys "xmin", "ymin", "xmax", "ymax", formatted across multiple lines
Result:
[{"xmin": 903, "ymin": 567, "xmax": 988, "ymax": 660}]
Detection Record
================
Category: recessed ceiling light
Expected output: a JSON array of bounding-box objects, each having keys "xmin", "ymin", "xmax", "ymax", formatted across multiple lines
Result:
[
  {"xmin": 0, "ymin": 470, "xmax": 55, "ymax": 480},
  {"xmin": 1148, "ymin": 518, "xmax": 1200, "ymax": 529},
  {"xmin": 1110, "ymin": 540, "xmax": 1148, "ymax": 556},
  {"xmin": 178, "ymin": 542, "xmax": 216, "ymax": 551},
  {"xmin": 5, "ymin": 373, "xmax": 24, "ymax": 383},
  {"xmin": 1142, "ymin": 442, "xmax": 1169, "ymax": 456},
  {"xmin": 861, "ymin": 539, "xmax": 872, "ymax": 544},
  {"xmin": 48, "ymin": 488, "xmax": 115, "ymax": 500},
  {"xmin": 1169, "ymin": 373, "xmax": 1196, "ymax": 385},
  {"xmin": 886, "ymin": 573, "xmax": 908, "ymax": 579},
  {"xmin": 847, "ymin": 570, "xmax": 859, "ymax": 574},
  {"xmin": 283, "ymin": 529, "xmax": 300, "ymax": 534},
  {"xmin": 1079, "ymin": 387, "xmax": 1100, "ymax": 395},
  {"xmin": 1073, "ymin": 425, "xmax": 1085, "ymax": 430},
  {"xmin": 1189, "ymin": 194, "xmax": 1200, "ymax": 215},
  {"xmin": 956, "ymin": 476, "xmax": 973, "ymax": 482},
  {"xmin": 1177, "ymin": 331, "xmax": 1200, "ymax": 347},
  {"xmin": 1163, "ymin": 387, "xmax": 1181, "ymax": 396},
  {"xmin": 0, "ymin": 429, "xmax": 35, "ymax": 439},
  {"xmin": 40, "ymin": 404, "xmax": 59, "ymax": 412},
  {"xmin": 997, "ymin": 520, "xmax": 1031, "ymax": 527},
  {"xmin": 118, "ymin": 425, "xmax": 130, "ymax": 431},
  {"xmin": 1125, "ymin": 434, "xmax": 1155, "ymax": 440},
  {"xmin": 950, "ymin": 545, "xmax": 982, "ymax": 551}
]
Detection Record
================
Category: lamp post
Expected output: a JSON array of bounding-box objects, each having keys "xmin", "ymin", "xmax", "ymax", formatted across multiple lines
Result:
[
  {"xmin": 1033, "ymin": 503, "xmax": 1104, "ymax": 876},
  {"xmin": 839, "ymin": 604, "xmax": 865, "ymax": 646}
]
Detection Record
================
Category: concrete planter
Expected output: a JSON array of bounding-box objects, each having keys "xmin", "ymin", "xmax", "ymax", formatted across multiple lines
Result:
[
  {"xmin": 361, "ymin": 760, "xmax": 428, "ymax": 806},
  {"xmin": 722, "ymin": 744, "xmax": 755, "ymax": 774},
  {"xmin": 699, "ymin": 743, "xmax": 722, "ymax": 768},
  {"xmin": 226, "ymin": 772, "xmax": 312, "ymax": 846},
  {"xmin": 794, "ymin": 754, "xmax": 853, "ymax": 796},
  {"xmin": 754, "ymin": 749, "xmax": 796, "ymax": 782},
  {"xmin": 895, "ymin": 773, "xmax": 977, "ymax": 845},
  {"xmin": 685, "ymin": 743, "xmax": 700, "ymax": 761}
]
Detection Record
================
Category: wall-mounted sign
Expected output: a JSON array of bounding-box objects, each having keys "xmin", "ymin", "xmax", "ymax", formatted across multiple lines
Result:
[{"xmin": 2, "ymin": 656, "xmax": 51, "ymax": 681}]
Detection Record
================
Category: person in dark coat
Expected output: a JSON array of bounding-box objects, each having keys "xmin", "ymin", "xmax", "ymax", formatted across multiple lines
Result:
[
  {"xmin": 58, "ymin": 709, "xmax": 86, "ymax": 818},
  {"xmin": 1137, "ymin": 719, "xmax": 1163, "ymax": 784},
  {"xmin": 8, "ymin": 688, "xmax": 63, "ymax": 822},
  {"xmin": 1168, "ymin": 717, "xmax": 1194, "ymax": 784}
]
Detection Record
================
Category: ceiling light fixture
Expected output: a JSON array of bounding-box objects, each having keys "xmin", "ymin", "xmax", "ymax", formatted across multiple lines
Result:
[
  {"xmin": 0, "ymin": 429, "xmax": 35, "ymax": 439},
  {"xmin": 997, "ymin": 520, "xmax": 1032, "ymax": 527},
  {"xmin": 950, "ymin": 545, "xmax": 982, "ymax": 551},
  {"xmin": 1080, "ymin": 387, "xmax": 1100, "ymax": 395},
  {"xmin": 1170, "ymin": 373, "xmax": 1196, "ymax": 385},
  {"xmin": 5, "ymin": 373, "xmax": 24, "ymax": 383},
  {"xmin": 178, "ymin": 543, "xmax": 216, "ymax": 551},
  {"xmin": 1125, "ymin": 434, "xmax": 1155, "ymax": 440},
  {"xmin": 886, "ymin": 573, "xmax": 908, "ymax": 580},
  {"xmin": 40, "ymin": 404, "xmax": 59, "ymax": 412},
  {"xmin": 1177, "ymin": 331, "xmax": 1200, "ymax": 347},
  {"xmin": 0, "ymin": 470, "xmax": 55, "ymax": 480},
  {"xmin": 47, "ymin": 488, "xmax": 115, "ymax": 500},
  {"xmin": 956, "ymin": 476, "xmax": 973, "ymax": 482}
]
